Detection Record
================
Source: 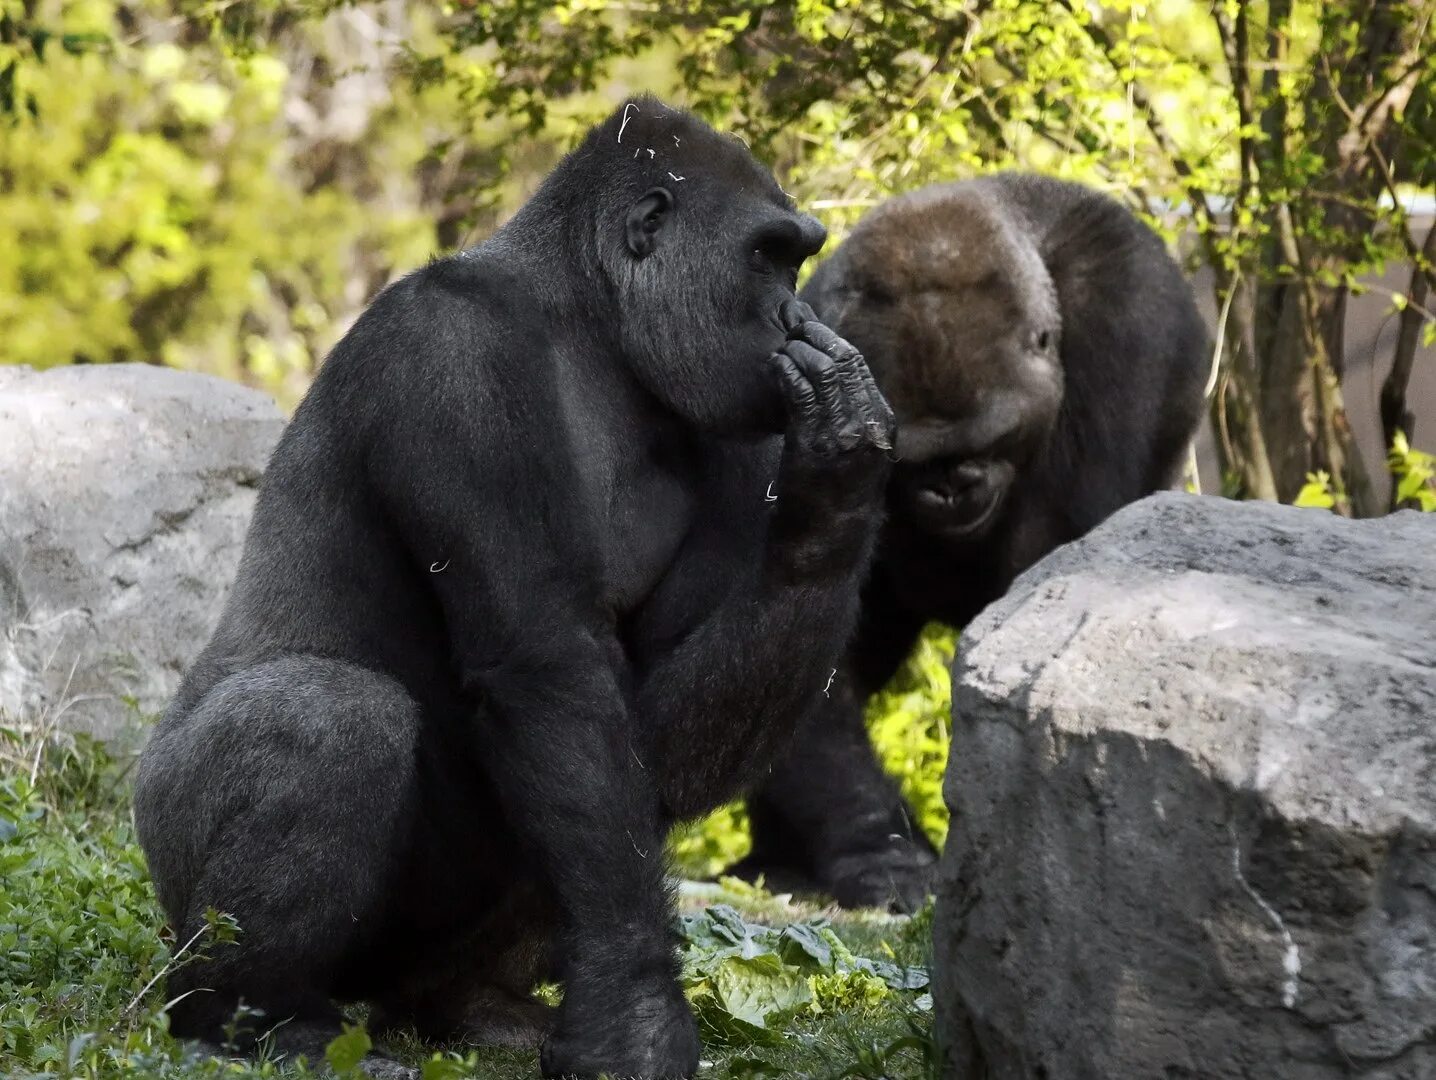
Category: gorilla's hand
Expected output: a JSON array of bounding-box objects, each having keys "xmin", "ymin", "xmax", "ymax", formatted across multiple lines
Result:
[
  {"xmin": 772, "ymin": 299, "xmax": 896, "ymax": 465},
  {"xmin": 821, "ymin": 841, "xmax": 938, "ymax": 914},
  {"xmin": 765, "ymin": 300, "xmax": 895, "ymax": 584}
]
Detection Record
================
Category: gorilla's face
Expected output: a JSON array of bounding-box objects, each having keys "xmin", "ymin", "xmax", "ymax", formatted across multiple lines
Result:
[
  {"xmin": 882, "ymin": 297, "xmax": 1061, "ymax": 539},
  {"xmin": 613, "ymin": 137, "xmax": 827, "ymax": 435},
  {"xmin": 803, "ymin": 187, "xmax": 1062, "ymax": 539}
]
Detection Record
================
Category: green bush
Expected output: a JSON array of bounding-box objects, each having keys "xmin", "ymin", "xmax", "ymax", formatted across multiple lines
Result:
[{"xmin": 0, "ymin": 1, "xmax": 451, "ymax": 405}]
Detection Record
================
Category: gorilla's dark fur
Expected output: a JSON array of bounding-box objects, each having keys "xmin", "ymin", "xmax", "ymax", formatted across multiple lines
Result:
[
  {"xmin": 733, "ymin": 173, "xmax": 1209, "ymax": 910},
  {"xmin": 133, "ymin": 96, "xmax": 895, "ymax": 1080}
]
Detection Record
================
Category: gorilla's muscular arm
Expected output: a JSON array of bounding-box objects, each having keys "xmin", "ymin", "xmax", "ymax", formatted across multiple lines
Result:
[
  {"xmin": 368, "ymin": 358, "xmax": 689, "ymax": 1059},
  {"xmin": 640, "ymin": 308, "xmax": 896, "ymax": 817}
]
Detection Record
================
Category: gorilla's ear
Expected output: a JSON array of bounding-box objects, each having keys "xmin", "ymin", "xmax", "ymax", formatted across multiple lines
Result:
[{"xmin": 626, "ymin": 188, "xmax": 673, "ymax": 258}]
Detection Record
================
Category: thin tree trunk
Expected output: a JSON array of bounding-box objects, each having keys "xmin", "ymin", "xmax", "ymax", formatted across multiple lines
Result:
[
  {"xmin": 1381, "ymin": 219, "xmax": 1436, "ymax": 469},
  {"xmin": 1211, "ymin": 273, "xmax": 1280, "ymax": 501},
  {"xmin": 1254, "ymin": 270, "xmax": 1378, "ymax": 515}
]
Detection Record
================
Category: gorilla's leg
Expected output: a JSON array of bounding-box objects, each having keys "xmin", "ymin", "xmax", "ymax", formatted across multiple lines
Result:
[
  {"xmin": 734, "ymin": 586, "xmax": 936, "ymax": 912},
  {"xmin": 134, "ymin": 657, "xmax": 423, "ymax": 1077},
  {"xmin": 370, "ymin": 880, "xmax": 558, "ymax": 1050},
  {"xmin": 734, "ymin": 664, "xmax": 936, "ymax": 912}
]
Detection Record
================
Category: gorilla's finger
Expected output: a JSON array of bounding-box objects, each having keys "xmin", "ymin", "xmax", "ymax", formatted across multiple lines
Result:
[
  {"xmin": 809, "ymin": 336, "xmax": 891, "ymax": 454},
  {"xmin": 838, "ymin": 365, "xmax": 894, "ymax": 454},
  {"xmin": 780, "ymin": 299, "xmax": 820, "ymax": 335},
  {"xmin": 784, "ymin": 340, "xmax": 865, "ymax": 451},
  {"xmin": 782, "ymin": 339, "xmax": 841, "ymax": 411},
  {"xmin": 848, "ymin": 354, "xmax": 897, "ymax": 452},
  {"xmin": 772, "ymin": 354, "xmax": 822, "ymax": 443},
  {"xmin": 792, "ymin": 323, "xmax": 889, "ymax": 450},
  {"xmin": 836, "ymin": 359, "xmax": 881, "ymax": 439},
  {"xmin": 793, "ymin": 318, "xmax": 862, "ymax": 367}
]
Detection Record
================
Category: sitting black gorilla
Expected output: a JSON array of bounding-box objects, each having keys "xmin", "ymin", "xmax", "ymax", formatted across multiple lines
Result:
[
  {"xmin": 133, "ymin": 96, "xmax": 895, "ymax": 1080},
  {"xmin": 731, "ymin": 173, "xmax": 1209, "ymax": 911}
]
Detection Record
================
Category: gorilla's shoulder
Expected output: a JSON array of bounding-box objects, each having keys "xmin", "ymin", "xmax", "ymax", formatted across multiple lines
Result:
[
  {"xmin": 323, "ymin": 252, "xmax": 547, "ymax": 382},
  {"xmin": 977, "ymin": 173, "xmax": 1156, "ymax": 249},
  {"xmin": 383, "ymin": 253, "xmax": 543, "ymax": 347},
  {"xmin": 297, "ymin": 252, "xmax": 559, "ymax": 447}
]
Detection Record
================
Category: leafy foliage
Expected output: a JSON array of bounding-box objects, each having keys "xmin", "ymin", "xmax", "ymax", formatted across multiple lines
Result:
[
  {"xmin": 679, "ymin": 904, "xmax": 929, "ymax": 1043},
  {"xmin": 670, "ymin": 800, "xmax": 752, "ymax": 880},
  {"xmin": 1290, "ymin": 435, "xmax": 1436, "ymax": 512},
  {"xmin": 0, "ymin": 764, "xmax": 269, "ymax": 1078},
  {"xmin": 0, "ymin": 1, "xmax": 477, "ymax": 404},
  {"xmin": 1292, "ymin": 470, "xmax": 1339, "ymax": 509},
  {"xmin": 0, "ymin": 0, "xmax": 109, "ymax": 117},
  {"xmin": 1388, "ymin": 430, "xmax": 1436, "ymax": 511},
  {"xmin": 864, "ymin": 627, "xmax": 956, "ymax": 849}
]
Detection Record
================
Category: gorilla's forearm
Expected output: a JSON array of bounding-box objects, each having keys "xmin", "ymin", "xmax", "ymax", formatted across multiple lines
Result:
[
  {"xmin": 643, "ymin": 575, "xmax": 863, "ymax": 818},
  {"xmin": 642, "ymin": 502, "xmax": 881, "ymax": 819},
  {"xmin": 640, "ymin": 309, "xmax": 893, "ymax": 819},
  {"xmin": 475, "ymin": 641, "xmax": 672, "ymax": 952}
]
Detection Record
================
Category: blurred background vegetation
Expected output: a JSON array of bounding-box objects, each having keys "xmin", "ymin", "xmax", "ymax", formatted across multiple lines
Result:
[{"xmin": 1, "ymin": 0, "xmax": 1433, "ymax": 851}]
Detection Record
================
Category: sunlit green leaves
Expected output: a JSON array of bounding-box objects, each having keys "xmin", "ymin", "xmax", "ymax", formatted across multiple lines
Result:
[
  {"xmin": 324, "ymin": 1024, "xmax": 372, "ymax": 1074},
  {"xmin": 865, "ymin": 627, "xmax": 955, "ymax": 849},
  {"xmin": 678, "ymin": 904, "xmax": 929, "ymax": 1043},
  {"xmin": 0, "ymin": 1, "xmax": 439, "ymax": 405},
  {"xmin": 1292, "ymin": 470, "xmax": 1338, "ymax": 510},
  {"xmin": 1388, "ymin": 430, "xmax": 1436, "ymax": 511}
]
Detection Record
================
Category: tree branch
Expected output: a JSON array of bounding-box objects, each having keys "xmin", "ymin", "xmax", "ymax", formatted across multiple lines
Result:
[
  {"xmin": 1319, "ymin": 53, "xmax": 1436, "ymax": 295},
  {"xmin": 1353, "ymin": 38, "xmax": 1432, "ymax": 142},
  {"xmin": 1381, "ymin": 218, "xmax": 1436, "ymax": 460},
  {"xmin": 1214, "ymin": 1, "xmax": 1257, "ymax": 203},
  {"xmin": 1323, "ymin": 3, "xmax": 1430, "ymax": 180}
]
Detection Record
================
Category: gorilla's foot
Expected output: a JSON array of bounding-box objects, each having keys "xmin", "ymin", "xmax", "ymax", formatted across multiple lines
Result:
[
  {"xmin": 540, "ymin": 980, "xmax": 699, "ymax": 1080},
  {"xmin": 726, "ymin": 839, "xmax": 936, "ymax": 914},
  {"xmin": 453, "ymin": 989, "xmax": 555, "ymax": 1051},
  {"xmin": 373, "ymin": 983, "xmax": 555, "ymax": 1051},
  {"xmin": 820, "ymin": 842, "xmax": 936, "ymax": 914}
]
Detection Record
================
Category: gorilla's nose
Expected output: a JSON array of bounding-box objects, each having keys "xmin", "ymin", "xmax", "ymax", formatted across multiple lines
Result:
[{"xmin": 796, "ymin": 214, "xmax": 829, "ymax": 258}]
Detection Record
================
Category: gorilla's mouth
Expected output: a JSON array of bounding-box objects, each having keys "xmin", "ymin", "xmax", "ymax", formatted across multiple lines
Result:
[{"xmin": 902, "ymin": 459, "xmax": 1011, "ymax": 537}]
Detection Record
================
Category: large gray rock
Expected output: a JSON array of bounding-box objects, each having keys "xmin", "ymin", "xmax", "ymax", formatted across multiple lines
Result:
[
  {"xmin": 0, "ymin": 365, "xmax": 284, "ymax": 743},
  {"xmin": 936, "ymin": 492, "xmax": 1436, "ymax": 1079}
]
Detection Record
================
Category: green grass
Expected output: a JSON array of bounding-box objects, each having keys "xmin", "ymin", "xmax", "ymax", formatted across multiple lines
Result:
[{"xmin": 0, "ymin": 726, "xmax": 938, "ymax": 1080}]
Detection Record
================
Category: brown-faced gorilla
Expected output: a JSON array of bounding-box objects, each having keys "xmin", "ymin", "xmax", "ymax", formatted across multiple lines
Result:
[
  {"xmin": 730, "ymin": 172, "xmax": 1209, "ymax": 911},
  {"xmin": 132, "ymin": 96, "xmax": 895, "ymax": 1080}
]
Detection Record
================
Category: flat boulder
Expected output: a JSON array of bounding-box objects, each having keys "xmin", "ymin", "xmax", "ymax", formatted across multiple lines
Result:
[
  {"xmin": 936, "ymin": 491, "xmax": 1436, "ymax": 1079},
  {"xmin": 0, "ymin": 365, "xmax": 284, "ymax": 744}
]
